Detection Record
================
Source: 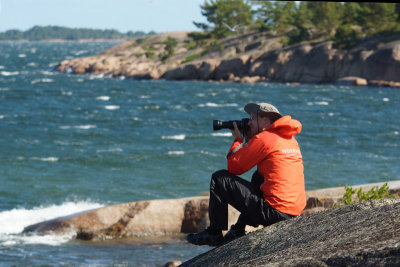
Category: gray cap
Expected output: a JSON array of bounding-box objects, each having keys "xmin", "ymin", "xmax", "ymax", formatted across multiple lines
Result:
[{"xmin": 244, "ymin": 102, "xmax": 282, "ymax": 118}]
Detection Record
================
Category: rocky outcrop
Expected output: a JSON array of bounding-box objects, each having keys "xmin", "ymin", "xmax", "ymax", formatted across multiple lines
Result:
[
  {"xmin": 56, "ymin": 31, "xmax": 400, "ymax": 86},
  {"xmin": 23, "ymin": 181, "xmax": 400, "ymax": 241},
  {"xmin": 181, "ymin": 198, "xmax": 400, "ymax": 266}
]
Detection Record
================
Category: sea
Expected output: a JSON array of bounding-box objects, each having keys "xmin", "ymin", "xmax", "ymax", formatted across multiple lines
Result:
[{"xmin": 0, "ymin": 41, "xmax": 399, "ymax": 266}]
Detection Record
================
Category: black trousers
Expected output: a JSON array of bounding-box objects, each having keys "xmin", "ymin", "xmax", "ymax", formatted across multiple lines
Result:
[{"xmin": 209, "ymin": 169, "xmax": 295, "ymax": 230}]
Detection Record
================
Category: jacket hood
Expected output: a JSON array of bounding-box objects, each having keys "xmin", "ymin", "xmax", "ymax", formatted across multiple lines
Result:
[{"xmin": 268, "ymin": 115, "xmax": 302, "ymax": 138}]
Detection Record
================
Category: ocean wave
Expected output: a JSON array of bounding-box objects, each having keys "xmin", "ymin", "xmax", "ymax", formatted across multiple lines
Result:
[
  {"xmin": 18, "ymin": 54, "xmax": 27, "ymax": 58},
  {"xmin": 96, "ymin": 147, "xmax": 123, "ymax": 153},
  {"xmin": 211, "ymin": 132, "xmax": 232, "ymax": 137},
  {"xmin": 59, "ymin": 125, "xmax": 96, "ymax": 130},
  {"xmin": 0, "ymin": 115, "xmax": 5, "ymax": 119},
  {"xmin": 0, "ymin": 201, "xmax": 104, "ymax": 246},
  {"xmin": 307, "ymin": 101, "xmax": 329, "ymax": 106},
  {"xmin": 96, "ymin": 96, "xmax": 110, "ymax": 101},
  {"xmin": 0, "ymin": 65, "xmax": 4, "ymax": 69},
  {"xmin": 168, "ymin": 151, "xmax": 185, "ymax": 155},
  {"xmin": 30, "ymin": 157, "xmax": 59, "ymax": 162},
  {"xmin": 0, "ymin": 71, "xmax": 19, "ymax": 76},
  {"xmin": 198, "ymin": 103, "xmax": 238, "ymax": 108},
  {"xmin": 383, "ymin": 98, "xmax": 389, "ymax": 102},
  {"xmin": 162, "ymin": 134, "xmax": 186, "ymax": 140},
  {"xmin": 31, "ymin": 78, "xmax": 54, "ymax": 84},
  {"xmin": 104, "ymin": 105, "xmax": 120, "ymax": 110}
]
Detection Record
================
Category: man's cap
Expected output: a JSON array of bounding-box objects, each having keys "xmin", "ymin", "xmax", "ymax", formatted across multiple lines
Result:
[{"xmin": 244, "ymin": 102, "xmax": 282, "ymax": 118}]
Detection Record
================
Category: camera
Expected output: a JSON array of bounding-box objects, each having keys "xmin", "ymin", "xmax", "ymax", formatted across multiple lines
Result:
[{"xmin": 213, "ymin": 118, "xmax": 250, "ymax": 131}]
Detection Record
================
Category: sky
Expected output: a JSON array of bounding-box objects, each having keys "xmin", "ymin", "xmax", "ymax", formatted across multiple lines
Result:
[{"xmin": 0, "ymin": 0, "xmax": 208, "ymax": 33}]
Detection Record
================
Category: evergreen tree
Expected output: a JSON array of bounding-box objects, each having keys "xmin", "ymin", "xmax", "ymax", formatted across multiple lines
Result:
[
  {"xmin": 358, "ymin": 3, "xmax": 398, "ymax": 33},
  {"xmin": 194, "ymin": 0, "xmax": 253, "ymax": 38},
  {"xmin": 306, "ymin": 2, "xmax": 342, "ymax": 37}
]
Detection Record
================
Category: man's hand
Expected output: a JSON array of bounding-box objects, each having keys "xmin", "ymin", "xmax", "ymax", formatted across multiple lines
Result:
[{"xmin": 231, "ymin": 122, "xmax": 244, "ymax": 140}]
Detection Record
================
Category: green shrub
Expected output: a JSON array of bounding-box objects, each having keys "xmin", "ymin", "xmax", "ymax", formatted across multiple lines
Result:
[
  {"xmin": 333, "ymin": 24, "xmax": 360, "ymax": 49},
  {"xmin": 336, "ymin": 182, "xmax": 394, "ymax": 206},
  {"xmin": 146, "ymin": 52, "xmax": 155, "ymax": 59},
  {"xmin": 182, "ymin": 53, "xmax": 202, "ymax": 63}
]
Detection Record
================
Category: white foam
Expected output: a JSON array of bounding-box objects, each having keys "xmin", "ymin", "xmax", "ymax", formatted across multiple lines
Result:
[
  {"xmin": 27, "ymin": 62, "xmax": 37, "ymax": 67},
  {"xmin": 0, "ymin": 65, "xmax": 4, "ymax": 69},
  {"xmin": 18, "ymin": 54, "xmax": 27, "ymax": 58},
  {"xmin": 31, "ymin": 78, "xmax": 54, "ymax": 84},
  {"xmin": 211, "ymin": 132, "xmax": 232, "ymax": 137},
  {"xmin": 168, "ymin": 151, "xmax": 185, "ymax": 155},
  {"xmin": 308, "ymin": 101, "xmax": 329, "ymax": 106},
  {"xmin": 73, "ymin": 50, "xmax": 88, "ymax": 56},
  {"xmin": 0, "ymin": 71, "xmax": 19, "ymax": 76},
  {"xmin": 198, "ymin": 103, "xmax": 238, "ymax": 108},
  {"xmin": 0, "ymin": 115, "xmax": 5, "ymax": 119},
  {"xmin": 383, "ymin": 98, "xmax": 389, "ymax": 102},
  {"xmin": 96, "ymin": 147, "xmax": 123, "ymax": 153},
  {"xmin": 60, "ymin": 125, "xmax": 96, "ymax": 130},
  {"xmin": 0, "ymin": 201, "xmax": 104, "ymax": 246},
  {"xmin": 96, "ymin": 96, "xmax": 110, "ymax": 101},
  {"xmin": 162, "ymin": 134, "xmax": 186, "ymax": 140},
  {"xmin": 105, "ymin": 105, "xmax": 120, "ymax": 110},
  {"xmin": 31, "ymin": 157, "xmax": 58, "ymax": 162}
]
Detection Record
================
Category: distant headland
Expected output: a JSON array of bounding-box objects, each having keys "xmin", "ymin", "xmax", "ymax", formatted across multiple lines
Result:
[
  {"xmin": 55, "ymin": 2, "xmax": 400, "ymax": 86},
  {"xmin": 0, "ymin": 25, "xmax": 155, "ymax": 41}
]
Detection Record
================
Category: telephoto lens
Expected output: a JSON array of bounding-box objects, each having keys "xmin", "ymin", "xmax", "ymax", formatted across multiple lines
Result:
[{"xmin": 213, "ymin": 118, "xmax": 249, "ymax": 131}]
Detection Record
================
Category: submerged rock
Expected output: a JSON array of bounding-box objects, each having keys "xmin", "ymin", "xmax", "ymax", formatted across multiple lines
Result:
[{"xmin": 181, "ymin": 199, "xmax": 400, "ymax": 266}]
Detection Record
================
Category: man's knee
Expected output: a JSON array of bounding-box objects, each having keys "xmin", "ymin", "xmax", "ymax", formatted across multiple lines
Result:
[
  {"xmin": 210, "ymin": 169, "xmax": 230, "ymax": 189},
  {"xmin": 212, "ymin": 169, "xmax": 230, "ymax": 180}
]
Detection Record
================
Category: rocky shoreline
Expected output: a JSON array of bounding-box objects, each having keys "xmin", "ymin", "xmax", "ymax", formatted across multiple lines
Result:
[
  {"xmin": 56, "ymin": 31, "xmax": 400, "ymax": 87},
  {"xmin": 23, "ymin": 180, "xmax": 400, "ymax": 266}
]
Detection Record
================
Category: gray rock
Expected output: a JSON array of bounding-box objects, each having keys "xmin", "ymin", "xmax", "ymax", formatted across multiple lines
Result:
[{"xmin": 181, "ymin": 199, "xmax": 400, "ymax": 267}]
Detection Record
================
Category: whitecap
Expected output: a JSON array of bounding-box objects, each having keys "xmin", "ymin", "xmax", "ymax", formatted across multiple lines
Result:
[
  {"xmin": 394, "ymin": 131, "xmax": 399, "ymax": 135},
  {"xmin": 0, "ymin": 115, "xmax": 5, "ymax": 119},
  {"xmin": 73, "ymin": 50, "xmax": 88, "ymax": 56},
  {"xmin": 0, "ymin": 71, "xmax": 19, "ymax": 76},
  {"xmin": 168, "ymin": 151, "xmax": 185, "ymax": 155},
  {"xmin": 0, "ymin": 66, "xmax": 4, "ymax": 69},
  {"xmin": 96, "ymin": 96, "xmax": 110, "ymax": 101},
  {"xmin": 162, "ymin": 134, "xmax": 186, "ymax": 140},
  {"xmin": 31, "ymin": 78, "xmax": 54, "ymax": 84},
  {"xmin": 315, "ymin": 101, "xmax": 329, "ymax": 105},
  {"xmin": 40, "ymin": 70, "xmax": 55, "ymax": 76},
  {"xmin": 198, "ymin": 103, "xmax": 238, "ymax": 108},
  {"xmin": 59, "ymin": 125, "xmax": 96, "ymax": 130},
  {"xmin": 61, "ymin": 90, "xmax": 72, "ymax": 96},
  {"xmin": 383, "ymin": 98, "xmax": 389, "ymax": 102},
  {"xmin": 105, "ymin": 105, "xmax": 120, "ymax": 110},
  {"xmin": 89, "ymin": 73, "xmax": 104, "ymax": 79},
  {"xmin": 27, "ymin": 62, "xmax": 37, "ymax": 67},
  {"xmin": 96, "ymin": 148, "xmax": 123, "ymax": 153},
  {"xmin": 18, "ymin": 54, "xmax": 27, "ymax": 58},
  {"xmin": 0, "ymin": 201, "xmax": 104, "ymax": 246},
  {"xmin": 31, "ymin": 157, "xmax": 58, "ymax": 162},
  {"xmin": 74, "ymin": 125, "xmax": 96, "ymax": 130},
  {"xmin": 211, "ymin": 132, "xmax": 232, "ymax": 137}
]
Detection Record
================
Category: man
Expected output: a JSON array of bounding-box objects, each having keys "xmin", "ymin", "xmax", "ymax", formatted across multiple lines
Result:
[{"xmin": 187, "ymin": 102, "xmax": 306, "ymax": 246}]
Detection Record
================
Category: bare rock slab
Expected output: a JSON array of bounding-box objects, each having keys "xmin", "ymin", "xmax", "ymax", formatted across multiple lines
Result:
[{"xmin": 181, "ymin": 199, "xmax": 400, "ymax": 267}]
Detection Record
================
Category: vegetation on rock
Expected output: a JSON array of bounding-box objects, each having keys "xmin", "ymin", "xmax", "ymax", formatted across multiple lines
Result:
[{"xmin": 337, "ymin": 183, "xmax": 395, "ymax": 205}]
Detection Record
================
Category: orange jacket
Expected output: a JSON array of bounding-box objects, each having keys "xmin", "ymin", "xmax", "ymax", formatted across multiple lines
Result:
[{"xmin": 227, "ymin": 115, "xmax": 306, "ymax": 215}]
